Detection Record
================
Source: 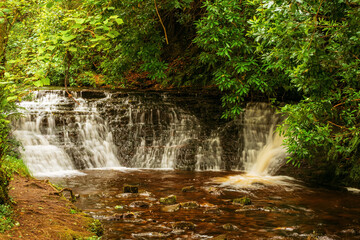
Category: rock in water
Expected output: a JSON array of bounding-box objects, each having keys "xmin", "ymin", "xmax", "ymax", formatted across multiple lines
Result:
[
  {"xmin": 180, "ymin": 201, "xmax": 199, "ymax": 209},
  {"xmin": 222, "ymin": 223, "xmax": 239, "ymax": 231},
  {"xmin": 159, "ymin": 195, "xmax": 177, "ymax": 205},
  {"xmin": 232, "ymin": 197, "xmax": 252, "ymax": 206},
  {"xmin": 123, "ymin": 184, "xmax": 138, "ymax": 193},
  {"xmin": 161, "ymin": 204, "xmax": 181, "ymax": 213},
  {"xmin": 181, "ymin": 185, "xmax": 196, "ymax": 192},
  {"xmin": 172, "ymin": 221, "xmax": 196, "ymax": 230}
]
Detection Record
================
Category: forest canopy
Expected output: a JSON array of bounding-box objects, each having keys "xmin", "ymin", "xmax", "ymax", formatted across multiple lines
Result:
[{"xmin": 0, "ymin": 0, "xmax": 360, "ymax": 204}]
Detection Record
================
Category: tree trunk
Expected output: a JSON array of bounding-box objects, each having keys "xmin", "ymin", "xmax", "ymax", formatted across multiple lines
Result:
[{"xmin": 0, "ymin": 21, "xmax": 8, "ymax": 78}]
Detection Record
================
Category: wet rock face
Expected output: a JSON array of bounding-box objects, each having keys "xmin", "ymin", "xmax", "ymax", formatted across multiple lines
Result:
[{"xmin": 18, "ymin": 89, "xmax": 283, "ymax": 172}]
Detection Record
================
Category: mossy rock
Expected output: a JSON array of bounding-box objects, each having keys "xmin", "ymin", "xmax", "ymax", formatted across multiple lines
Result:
[
  {"xmin": 161, "ymin": 204, "xmax": 181, "ymax": 213},
  {"xmin": 182, "ymin": 185, "xmax": 196, "ymax": 192},
  {"xmin": 222, "ymin": 223, "xmax": 239, "ymax": 231},
  {"xmin": 233, "ymin": 197, "xmax": 252, "ymax": 206},
  {"xmin": 180, "ymin": 201, "xmax": 199, "ymax": 209},
  {"xmin": 172, "ymin": 221, "xmax": 195, "ymax": 230},
  {"xmin": 159, "ymin": 195, "xmax": 177, "ymax": 205},
  {"xmin": 123, "ymin": 184, "xmax": 138, "ymax": 193},
  {"xmin": 88, "ymin": 219, "xmax": 103, "ymax": 236}
]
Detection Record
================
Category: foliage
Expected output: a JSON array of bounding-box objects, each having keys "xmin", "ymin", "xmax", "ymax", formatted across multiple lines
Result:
[
  {"xmin": 88, "ymin": 219, "xmax": 103, "ymax": 237},
  {"xmin": 0, "ymin": 82, "xmax": 22, "ymax": 204},
  {"xmin": 193, "ymin": 0, "xmax": 293, "ymax": 118},
  {"xmin": 0, "ymin": 204, "xmax": 15, "ymax": 233},
  {"xmin": 251, "ymin": 0, "xmax": 360, "ymax": 185}
]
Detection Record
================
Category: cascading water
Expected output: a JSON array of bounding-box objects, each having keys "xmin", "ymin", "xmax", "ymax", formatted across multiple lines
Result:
[
  {"xmin": 14, "ymin": 89, "xmax": 288, "ymax": 179},
  {"xmin": 13, "ymin": 91, "xmax": 122, "ymax": 177}
]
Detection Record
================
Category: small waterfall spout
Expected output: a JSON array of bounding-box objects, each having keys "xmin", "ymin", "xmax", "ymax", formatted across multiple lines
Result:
[
  {"xmin": 214, "ymin": 103, "xmax": 294, "ymax": 188},
  {"xmin": 249, "ymin": 127, "xmax": 286, "ymax": 175}
]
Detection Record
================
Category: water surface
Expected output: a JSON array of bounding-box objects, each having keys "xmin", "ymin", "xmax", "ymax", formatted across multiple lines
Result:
[{"xmin": 45, "ymin": 170, "xmax": 360, "ymax": 240}]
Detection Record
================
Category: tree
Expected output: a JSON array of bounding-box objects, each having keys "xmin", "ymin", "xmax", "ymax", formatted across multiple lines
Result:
[
  {"xmin": 193, "ymin": 0, "xmax": 293, "ymax": 118},
  {"xmin": 250, "ymin": 0, "xmax": 360, "ymax": 185}
]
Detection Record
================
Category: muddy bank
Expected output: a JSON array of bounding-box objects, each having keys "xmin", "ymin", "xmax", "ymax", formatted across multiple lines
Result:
[{"xmin": 0, "ymin": 175, "xmax": 100, "ymax": 240}]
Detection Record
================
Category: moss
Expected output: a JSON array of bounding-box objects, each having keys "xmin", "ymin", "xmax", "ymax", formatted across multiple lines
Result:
[
  {"xmin": 233, "ymin": 197, "xmax": 252, "ymax": 206},
  {"xmin": 159, "ymin": 195, "xmax": 177, "ymax": 205},
  {"xmin": 0, "ymin": 168, "xmax": 10, "ymax": 205},
  {"xmin": 88, "ymin": 219, "xmax": 103, "ymax": 237}
]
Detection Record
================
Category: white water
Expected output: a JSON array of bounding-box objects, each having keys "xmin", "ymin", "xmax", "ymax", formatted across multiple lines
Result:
[
  {"xmin": 215, "ymin": 103, "xmax": 294, "ymax": 188},
  {"xmin": 14, "ymin": 91, "xmax": 290, "ymax": 181},
  {"xmin": 14, "ymin": 91, "xmax": 122, "ymax": 177}
]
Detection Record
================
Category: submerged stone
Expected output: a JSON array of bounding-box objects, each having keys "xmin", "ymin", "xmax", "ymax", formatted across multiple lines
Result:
[
  {"xmin": 159, "ymin": 195, "xmax": 177, "ymax": 205},
  {"xmin": 212, "ymin": 234, "xmax": 228, "ymax": 240},
  {"xmin": 172, "ymin": 221, "xmax": 196, "ymax": 230},
  {"xmin": 181, "ymin": 186, "xmax": 196, "ymax": 192},
  {"xmin": 233, "ymin": 197, "xmax": 252, "ymax": 206},
  {"xmin": 132, "ymin": 232, "xmax": 171, "ymax": 239},
  {"xmin": 204, "ymin": 187, "xmax": 223, "ymax": 196},
  {"xmin": 129, "ymin": 201, "xmax": 151, "ymax": 208},
  {"xmin": 235, "ymin": 205, "xmax": 258, "ymax": 212},
  {"xmin": 161, "ymin": 204, "xmax": 181, "ymax": 213},
  {"xmin": 180, "ymin": 201, "xmax": 199, "ymax": 209},
  {"xmin": 123, "ymin": 184, "xmax": 139, "ymax": 193},
  {"xmin": 204, "ymin": 208, "xmax": 223, "ymax": 215},
  {"xmin": 222, "ymin": 223, "xmax": 239, "ymax": 231}
]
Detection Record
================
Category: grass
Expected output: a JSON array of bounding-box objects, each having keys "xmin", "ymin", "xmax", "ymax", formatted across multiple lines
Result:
[{"xmin": 3, "ymin": 155, "xmax": 31, "ymax": 178}]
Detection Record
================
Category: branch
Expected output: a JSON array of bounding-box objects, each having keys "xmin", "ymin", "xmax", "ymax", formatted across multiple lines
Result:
[
  {"xmin": 333, "ymin": 98, "xmax": 360, "ymax": 109},
  {"xmin": 64, "ymin": 50, "xmax": 80, "ymax": 105},
  {"xmin": 308, "ymin": 0, "xmax": 325, "ymax": 50},
  {"xmin": 154, "ymin": 0, "xmax": 169, "ymax": 44}
]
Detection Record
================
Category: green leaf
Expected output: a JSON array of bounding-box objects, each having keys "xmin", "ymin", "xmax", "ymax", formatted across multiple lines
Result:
[
  {"xmin": 33, "ymin": 80, "xmax": 43, "ymax": 87},
  {"xmin": 68, "ymin": 47, "xmax": 77, "ymax": 52},
  {"xmin": 42, "ymin": 77, "xmax": 50, "ymax": 86},
  {"xmin": 46, "ymin": 2, "xmax": 54, "ymax": 8},
  {"xmin": 6, "ymin": 96, "xmax": 17, "ymax": 102},
  {"xmin": 47, "ymin": 45, "xmax": 56, "ymax": 51},
  {"xmin": 115, "ymin": 18, "xmax": 124, "ymax": 25},
  {"xmin": 106, "ymin": 30, "xmax": 120, "ymax": 39},
  {"xmin": 61, "ymin": 35, "xmax": 76, "ymax": 42},
  {"xmin": 75, "ymin": 18, "xmax": 85, "ymax": 24}
]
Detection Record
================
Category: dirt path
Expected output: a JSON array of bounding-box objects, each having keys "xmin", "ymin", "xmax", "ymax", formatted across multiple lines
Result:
[{"xmin": 0, "ymin": 175, "xmax": 98, "ymax": 240}]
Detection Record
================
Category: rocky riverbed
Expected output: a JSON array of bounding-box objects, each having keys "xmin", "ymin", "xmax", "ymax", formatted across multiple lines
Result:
[{"xmin": 45, "ymin": 169, "xmax": 360, "ymax": 240}]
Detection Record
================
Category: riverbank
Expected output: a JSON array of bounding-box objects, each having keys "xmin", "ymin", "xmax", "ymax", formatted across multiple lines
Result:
[{"xmin": 0, "ymin": 175, "xmax": 101, "ymax": 240}]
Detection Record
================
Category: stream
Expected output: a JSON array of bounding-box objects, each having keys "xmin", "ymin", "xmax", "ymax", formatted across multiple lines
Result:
[{"xmin": 13, "ymin": 89, "xmax": 360, "ymax": 239}]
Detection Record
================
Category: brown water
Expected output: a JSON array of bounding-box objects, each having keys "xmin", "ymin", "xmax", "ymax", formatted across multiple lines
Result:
[{"xmin": 46, "ymin": 170, "xmax": 360, "ymax": 240}]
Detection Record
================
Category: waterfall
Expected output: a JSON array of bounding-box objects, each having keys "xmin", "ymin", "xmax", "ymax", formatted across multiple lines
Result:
[
  {"xmin": 13, "ymin": 91, "xmax": 122, "ymax": 177},
  {"xmin": 239, "ymin": 103, "xmax": 286, "ymax": 175},
  {"xmin": 14, "ymin": 89, "xmax": 288, "ymax": 178}
]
